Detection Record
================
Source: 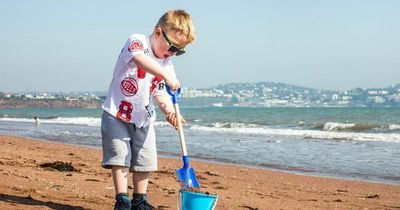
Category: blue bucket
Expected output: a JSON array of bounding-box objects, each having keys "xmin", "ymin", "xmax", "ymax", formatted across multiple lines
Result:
[{"xmin": 178, "ymin": 190, "xmax": 218, "ymax": 210}]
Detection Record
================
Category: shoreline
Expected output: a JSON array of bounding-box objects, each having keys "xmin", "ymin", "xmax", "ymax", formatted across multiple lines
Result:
[
  {"xmin": 1, "ymin": 134, "xmax": 400, "ymax": 209},
  {"xmin": 6, "ymin": 133, "xmax": 400, "ymax": 187},
  {"xmin": 12, "ymin": 134, "xmax": 400, "ymax": 186}
]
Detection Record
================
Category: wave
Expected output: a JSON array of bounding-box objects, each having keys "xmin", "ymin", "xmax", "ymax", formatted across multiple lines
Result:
[
  {"xmin": 189, "ymin": 124, "xmax": 400, "ymax": 143},
  {"xmin": 322, "ymin": 122, "xmax": 379, "ymax": 132},
  {"xmin": 310, "ymin": 122, "xmax": 400, "ymax": 133},
  {"xmin": 0, "ymin": 117, "xmax": 101, "ymax": 127},
  {"xmin": 203, "ymin": 121, "xmax": 399, "ymax": 134},
  {"xmin": 323, "ymin": 122, "xmax": 355, "ymax": 131},
  {"xmin": 192, "ymin": 121, "xmax": 400, "ymax": 133},
  {"xmin": 0, "ymin": 116, "xmax": 171, "ymax": 128}
]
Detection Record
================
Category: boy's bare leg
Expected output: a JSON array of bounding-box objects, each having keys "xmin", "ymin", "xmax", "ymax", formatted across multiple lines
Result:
[
  {"xmin": 133, "ymin": 172, "xmax": 150, "ymax": 194},
  {"xmin": 112, "ymin": 166, "xmax": 130, "ymax": 194}
]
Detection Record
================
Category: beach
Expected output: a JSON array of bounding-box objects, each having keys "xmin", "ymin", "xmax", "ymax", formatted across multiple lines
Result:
[{"xmin": 0, "ymin": 135, "xmax": 399, "ymax": 210}]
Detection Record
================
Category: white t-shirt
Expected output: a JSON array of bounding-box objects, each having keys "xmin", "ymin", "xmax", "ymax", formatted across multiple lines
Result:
[{"xmin": 102, "ymin": 34, "xmax": 175, "ymax": 127}]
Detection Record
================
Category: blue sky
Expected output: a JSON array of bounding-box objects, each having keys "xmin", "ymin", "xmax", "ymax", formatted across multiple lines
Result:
[{"xmin": 0, "ymin": 0, "xmax": 399, "ymax": 92}]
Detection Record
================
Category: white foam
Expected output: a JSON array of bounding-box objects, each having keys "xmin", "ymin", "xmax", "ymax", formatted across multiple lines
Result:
[
  {"xmin": 153, "ymin": 121, "xmax": 170, "ymax": 127},
  {"xmin": 388, "ymin": 124, "xmax": 400, "ymax": 131},
  {"xmin": 0, "ymin": 118, "xmax": 33, "ymax": 123},
  {"xmin": 212, "ymin": 122, "xmax": 259, "ymax": 128}
]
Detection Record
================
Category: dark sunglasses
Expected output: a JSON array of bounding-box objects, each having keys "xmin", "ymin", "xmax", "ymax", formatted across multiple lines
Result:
[{"xmin": 161, "ymin": 30, "xmax": 186, "ymax": 56}]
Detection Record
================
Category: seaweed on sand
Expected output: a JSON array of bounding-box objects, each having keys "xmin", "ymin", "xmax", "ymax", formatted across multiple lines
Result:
[{"xmin": 39, "ymin": 161, "xmax": 77, "ymax": 172}]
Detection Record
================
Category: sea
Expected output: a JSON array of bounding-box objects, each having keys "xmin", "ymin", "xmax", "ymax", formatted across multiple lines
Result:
[{"xmin": 0, "ymin": 107, "xmax": 399, "ymax": 185}]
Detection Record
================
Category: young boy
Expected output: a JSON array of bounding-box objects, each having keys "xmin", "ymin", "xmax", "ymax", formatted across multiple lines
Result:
[{"xmin": 101, "ymin": 10, "xmax": 196, "ymax": 210}]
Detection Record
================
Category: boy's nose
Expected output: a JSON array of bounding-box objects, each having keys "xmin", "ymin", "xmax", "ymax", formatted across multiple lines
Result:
[{"xmin": 164, "ymin": 53, "xmax": 172, "ymax": 58}]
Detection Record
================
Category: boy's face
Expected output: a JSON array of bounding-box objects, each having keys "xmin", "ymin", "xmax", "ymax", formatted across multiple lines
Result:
[{"xmin": 153, "ymin": 27, "xmax": 188, "ymax": 59}]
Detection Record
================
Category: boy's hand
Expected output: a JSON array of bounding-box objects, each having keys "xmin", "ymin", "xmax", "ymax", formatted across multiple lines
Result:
[
  {"xmin": 166, "ymin": 112, "xmax": 186, "ymax": 130},
  {"xmin": 164, "ymin": 74, "xmax": 180, "ymax": 91}
]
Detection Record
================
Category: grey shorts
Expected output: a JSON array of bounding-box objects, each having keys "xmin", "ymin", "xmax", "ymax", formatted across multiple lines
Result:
[{"xmin": 101, "ymin": 111, "xmax": 157, "ymax": 172}]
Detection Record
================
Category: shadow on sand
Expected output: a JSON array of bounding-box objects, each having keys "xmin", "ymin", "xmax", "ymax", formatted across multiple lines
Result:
[{"xmin": 0, "ymin": 193, "xmax": 85, "ymax": 210}]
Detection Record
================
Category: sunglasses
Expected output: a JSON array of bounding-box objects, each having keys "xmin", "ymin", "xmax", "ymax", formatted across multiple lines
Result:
[{"xmin": 161, "ymin": 30, "xmax": 186, "ymax": 56}]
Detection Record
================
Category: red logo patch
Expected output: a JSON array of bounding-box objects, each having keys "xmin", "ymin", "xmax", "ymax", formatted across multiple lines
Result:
[
  {"xmin": 137, "ymin": 68, "xmax": 146, "ymax": 79},
  {"xmin": 128, "ymin": 40, "xmax": 144, "ymax": 52},
  {"xmin": 120, "ymin": 77, "xmax": 138, "ymax": 96}
]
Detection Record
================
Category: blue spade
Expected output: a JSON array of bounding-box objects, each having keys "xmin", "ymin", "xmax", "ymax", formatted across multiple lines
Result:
[{"xmin": 166, "ymin": 85, "xmax": 200, "ymax": 189}]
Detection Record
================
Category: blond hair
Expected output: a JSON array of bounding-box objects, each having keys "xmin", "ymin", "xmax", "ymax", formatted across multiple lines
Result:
[{"xmin": 157, "ymin": 10, "xmax": 196, "ymax": 44}]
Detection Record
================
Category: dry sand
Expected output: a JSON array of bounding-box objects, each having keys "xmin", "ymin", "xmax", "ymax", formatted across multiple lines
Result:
[{"xmin": 0, "ymin": 135, "xmax": 399, "ymax": 210}]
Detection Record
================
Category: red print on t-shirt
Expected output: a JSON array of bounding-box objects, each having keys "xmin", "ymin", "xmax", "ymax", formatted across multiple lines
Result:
[
  {"xmin": 120, "ymin": 77, "xmax": 138, "ymax": 97},
  {"xmin": 150, "ymin": 76, "xmax": 163, "ymax": 95},
  {"xmin": 137, "ymin": 68, "xmax": 146, "ymax": 79},
  {"xmin": 128, "ymin": 40, "xmax": 144, "ymax": 52}
]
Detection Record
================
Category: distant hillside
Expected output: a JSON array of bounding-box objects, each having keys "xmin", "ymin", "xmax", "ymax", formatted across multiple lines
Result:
[
  {"xmin": 191, "ymin": 81, "xmax": 400, "ymax": 107},
  {"xmin": 1, "ymin": 82, "xmax": 399, "ymax": 108}
]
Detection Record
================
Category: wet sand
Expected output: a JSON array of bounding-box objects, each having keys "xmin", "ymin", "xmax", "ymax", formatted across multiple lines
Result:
[{"xmin": 0, "ymin": 135, "xmax": 399, "ymax": 209}]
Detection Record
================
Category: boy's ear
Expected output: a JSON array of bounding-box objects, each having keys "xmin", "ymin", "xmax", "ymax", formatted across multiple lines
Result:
[{"xmin": 154, "ymin": 27, "xmax": 162, "ymax": 37}]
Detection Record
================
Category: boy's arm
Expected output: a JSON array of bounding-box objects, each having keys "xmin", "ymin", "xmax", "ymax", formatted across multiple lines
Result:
[
  {"xmin": 133, "ymin": 54, "xmax": 180, "ymax": 90},
  {"xmin": 154, "ymin": 95, "xmax": 185, "ymax": 129}
]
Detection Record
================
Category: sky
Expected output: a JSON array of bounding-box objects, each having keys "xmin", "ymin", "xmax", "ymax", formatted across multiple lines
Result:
[{"xmin": 0, "ymin": 0, "xmax": 399, "ymax": 92}]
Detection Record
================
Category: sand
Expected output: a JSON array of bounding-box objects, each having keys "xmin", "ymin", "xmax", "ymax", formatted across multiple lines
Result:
[{"xmin": 0, "ymin": 134, "xmax": 399, "ymax": 210}]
